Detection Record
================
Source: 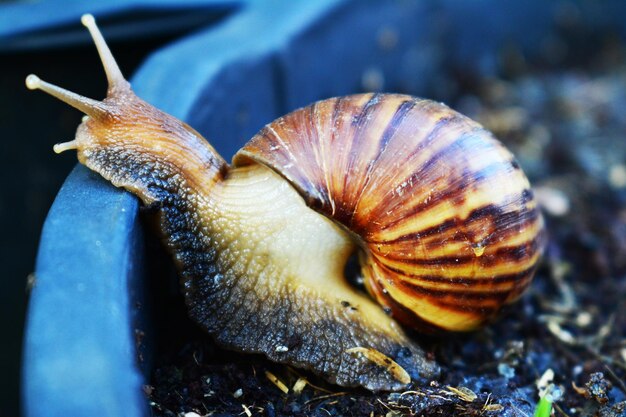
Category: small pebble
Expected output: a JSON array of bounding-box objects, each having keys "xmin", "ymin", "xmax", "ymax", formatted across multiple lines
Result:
[
  {"xmin": 233, "ymin": 388, "xmax": 243, "ymax": 398},
  {"xmin": 585, "ymin": 372, "xmax": 611, "ymax": 404},
  {"xmin": 498, "ymin": 363, "xmax": 516, "ymax": 379},
  {"xmin": 609, "ymin": 164, "xmax": 626, "ymax": 188},
  {"xmin": 377, "ymin": 27, "xmax": 398, "ymax": 50},
  {"xmin": 547, "ymin": 386, "xmax": 563, "ymax": 402},
  {"xmin": 535, "ymin": 186, "xmax": 570, "ymax": 216},
  {"xmin": 362, "ymin": 67, "xmax": 385, "ymax": 91},
  {"xmin": 573, "ymin": 365, "xmax": 583, "ymax": 376},
  {"xmin": 575, "ymin": 311, "xmax": 592, "ymax": 327},
  {"xmin": 527, "ymin": 124, "xmax": 551, "ymax": 146}
]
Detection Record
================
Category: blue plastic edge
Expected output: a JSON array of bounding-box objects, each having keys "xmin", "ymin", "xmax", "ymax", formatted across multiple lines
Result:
[
  {"xmin": 0, "ymin": 0, "xmax": 241, "ymax": 39},
  {"xmin": 23, "ymin": 166, "xmax": 145, "ymax": 417}
]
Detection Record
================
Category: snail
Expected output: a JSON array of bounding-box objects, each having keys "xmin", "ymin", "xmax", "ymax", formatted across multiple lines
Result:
[{"xmin": 27, "ymin": 15, "xmax": 545, "ymax": 391}]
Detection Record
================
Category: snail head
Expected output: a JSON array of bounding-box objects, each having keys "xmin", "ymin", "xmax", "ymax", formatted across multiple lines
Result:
[{"xmin": 25, "ymin": 14, "xmax": 225, "ymax": 195}]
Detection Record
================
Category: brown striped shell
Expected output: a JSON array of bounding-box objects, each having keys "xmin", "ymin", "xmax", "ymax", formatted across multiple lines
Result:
[{"xmin": 233, "ymin": 93, "xmax": 544, "ymax": 332}]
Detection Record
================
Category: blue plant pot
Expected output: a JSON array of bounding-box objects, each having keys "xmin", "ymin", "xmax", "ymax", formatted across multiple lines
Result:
[{"xmin": 21, "ymin": 1, "xmax": 626, "ymax": 416}]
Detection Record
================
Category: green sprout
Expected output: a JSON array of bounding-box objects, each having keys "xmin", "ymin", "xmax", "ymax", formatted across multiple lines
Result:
[{"xmin": 533, "ymin": 394, "xmax": 553, "ymax": 417}]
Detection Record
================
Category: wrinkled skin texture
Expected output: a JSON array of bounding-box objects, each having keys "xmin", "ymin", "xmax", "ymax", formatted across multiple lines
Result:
[{"xmin": 68, "ymin": 89, "xmax": 439, "ymax": 391}]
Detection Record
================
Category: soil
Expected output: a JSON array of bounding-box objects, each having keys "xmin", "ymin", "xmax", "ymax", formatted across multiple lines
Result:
[{"xmin": 146, "ymin": 33, "xmax": 626, "ymax": 417}]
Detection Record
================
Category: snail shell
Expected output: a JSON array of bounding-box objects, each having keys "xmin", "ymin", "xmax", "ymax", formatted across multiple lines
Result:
[
  {"xmin": 27, "ymin": 15, "xmax": 544, "ymax": 392},
  {"xmin": 234, "ymin": 93, "xmax": 544, "ymax": 332}
]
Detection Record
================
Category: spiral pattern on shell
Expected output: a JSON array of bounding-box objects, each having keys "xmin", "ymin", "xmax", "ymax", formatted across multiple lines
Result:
[{"xmin": 233, "ymin": 93, "xmax": 544, "ymax": 332}]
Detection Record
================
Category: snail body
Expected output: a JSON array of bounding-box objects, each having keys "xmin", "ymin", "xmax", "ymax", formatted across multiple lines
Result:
[{"xmin": 27, "ymin": 16, "xmax": 544, "ymax": 391}]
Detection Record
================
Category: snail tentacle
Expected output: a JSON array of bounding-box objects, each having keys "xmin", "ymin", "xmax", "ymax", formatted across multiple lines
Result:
[
  {"xmin": 53, "ymin": 140, "xmax": 79, "ymax": 154},
  {"xmin": 24, "ymin": 74, "xmax": 109, "ymax": 120},
  {"xmin": 81, "ymin": 14, "xmax": 130, "ymax": 93}
]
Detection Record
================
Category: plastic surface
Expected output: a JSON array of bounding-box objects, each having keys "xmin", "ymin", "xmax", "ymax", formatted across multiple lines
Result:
[
  {"xmin": 23, "ymin": 166, "xmax": 145, "ymax": 417},
  {"xmin": 22, "ymin": 1, "xmax": 626, "ymax": 416},
  {"xmin": 0, "ymin": 0, "xmax": 240, "ymax": 50}
]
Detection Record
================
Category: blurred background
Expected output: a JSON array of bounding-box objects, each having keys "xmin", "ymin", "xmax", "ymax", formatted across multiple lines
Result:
[{"xmin": 3, "ymin": 1, "xmax": 626, "ymax": 416}]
